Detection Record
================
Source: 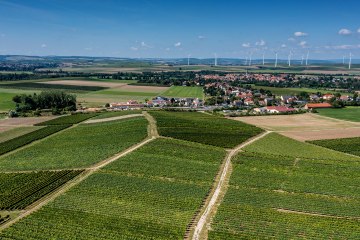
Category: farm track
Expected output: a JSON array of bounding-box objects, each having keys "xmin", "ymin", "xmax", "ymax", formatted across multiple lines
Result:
[
  {"xmin": 190, "ymin": 131, "xmax": 272, "ymax": 240},
  {"xmin": 0, "ymin": 112, "xmax": 159, "ymax": 231},
  {"xmin": 276, "ymin": 208, "xmax": 360, "ymax": 220},
  {"xmin": 83, "ymin": 114, "xmax": 143, "ymax": 124}
]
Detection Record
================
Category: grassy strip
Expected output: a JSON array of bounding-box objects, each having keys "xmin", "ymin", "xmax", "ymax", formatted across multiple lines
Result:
[
  {"xmin": 36, "ymin": 113, "xmax": 99, "ymax": 126},
  {"xmin": 0, "ymin": 125, "xmax": 70, "ymax": 156}
]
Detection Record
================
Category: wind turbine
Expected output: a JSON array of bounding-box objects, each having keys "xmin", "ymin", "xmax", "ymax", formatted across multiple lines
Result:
[
  {"xmin": 262, "ymin": 52, "xmax": 265, "ymax": 65},
  {"xmin": 245, "ymin": 56, "xmax": 248, "ymax": 66},
  {"xmin": 187, "ymin": 54, "xmax": 191, "ymax": 66},
  {"xmin": 249, "ymin": 52, "xmax": 252, "ymax": 66},
  {"xmin": 214, "ymin": 53, "xmax": 218, "ymax": 66},
  {"xmin": 275, "ymin": 52, "xmax": 278, "ymax": 68},
  {"xmin": 288, "ymin": 51, "xmax": 292, "ymax": 67},
  {"xmin": 305, "ymin": 51, "xmax": 309, "ymax": 66},
  {"xmin": 301, "ymin": 55, "xmax": 304, "ymax": 65},
  {"xmin": 349, "ymin": 52, "xmax": 352, "ymax": 70}
]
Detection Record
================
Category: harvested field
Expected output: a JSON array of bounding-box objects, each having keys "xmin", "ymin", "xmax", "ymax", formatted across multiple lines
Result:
[
  {"xmin": 0, "ymin": 117, "xmax": 58, "ymax": 127},
  {"xmin": 41, "ymin": 80, "xmax": 126, "ymax": 88},
  {"xmin": 234, "ymin": 113, "xmax": 360, "ymax": 141}
]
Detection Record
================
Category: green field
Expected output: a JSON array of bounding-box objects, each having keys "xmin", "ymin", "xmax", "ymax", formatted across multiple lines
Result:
[
  {"xmin": 0, "ymin": 117, "xmax": 148, "ymax": 171},
  {"xmin": 36, "ymin": 113, "xmax": 99, "ymax": 126},
  {"xmin": 0, "ymin": 126, "xmax": 41, "ymax": 143},
  {"xmin": 316, "ymin": 107, "xmax": 360, "ymax": 122},
  {"xmin": 150, "ymin": 111, "xmax": 263, "ymax": 148},
  {"xmin": 0, "ymin": 170, "xmax": 83, "ymax": 210},
  {"xmin": 310, "ymin": 137, "xmax": 360, "ymax": 157},
  {"xmin": 162, "ymin": 86, "xmax": 204, "ymax": 98},
  {"xmin": 209, "ymin": 133, "xmax": 360, "ymax": 239},
  {"xmin": 0, "ymin": 88, "xmax": 39, "ymax": 112},
  {"xmin": 0, "ymin": 138, "xmax": 226, "ymax": 239}
]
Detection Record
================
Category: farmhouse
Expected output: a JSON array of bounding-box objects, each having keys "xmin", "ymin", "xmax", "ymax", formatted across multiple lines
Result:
[
  {"xmin": 266, "ymin": 106, "xmax": 296, "ymax": 113},
  {"xmin": 304, "ymin": 103, "xmax": 332, "ymax": 109},
  {"xmin": 322, "ymin": 94, "xmax": 334, "ymax": 100}
]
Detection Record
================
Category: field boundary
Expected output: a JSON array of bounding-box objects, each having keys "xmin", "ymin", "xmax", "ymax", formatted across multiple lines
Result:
[
  {"xmin": 190, "ymin": 131, "xmax": 271, "ymax": 240},
  {"xmin": 276, "ymin": 208, "xmax": 360, "ymax": 220},
  {"xmin": 83, "ymin": 114, "xmax": 143, "ymax": 124}
]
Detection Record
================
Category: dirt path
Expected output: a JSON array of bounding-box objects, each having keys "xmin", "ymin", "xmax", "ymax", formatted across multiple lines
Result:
[
  {"xmin": 276, "ymin": 208, "xmax": 360, "ymax": 220},
  {"xmin": 143, "ymin": 111, "xmax": 159, "ymax": 137},
  {"xmin": 0, "ymin": 112, "xmax": 159, "ymax": 231},
  {"xmin": 191, "ymin": 131, "xmax": 271, "ymax": 240},
  {"xmin": 83, "ymin": 114, "xmax": 143, "ymax": 124}
]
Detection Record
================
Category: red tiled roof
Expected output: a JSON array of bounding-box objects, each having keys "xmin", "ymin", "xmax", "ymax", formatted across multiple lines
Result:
[{"xmin": 306, "ymin": 103, "xmax": 332, "ymax": 108}]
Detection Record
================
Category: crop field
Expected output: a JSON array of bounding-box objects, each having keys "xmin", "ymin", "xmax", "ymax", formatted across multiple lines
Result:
[
  {"xmin": 150, "ymin": 111, "xmax": 263, "ymax": 148},
  {"xmin": 36, "ymin": 113, "xmax": 99, "ymax": 125},
  {"xmin": 0, "ymin": 125, "xmax": 70, "ymax": 156},
  {"xmin": 0, "ymin": 170, "xmax": 83, "ymax": 210},
  {"xmin": 209, "ymin": 133, "xmax": 360, "ymax": 239},
  {"xmin": 0, "ymin": 117, "xmax": 148, "ymax": 171},
  {"xmin": 0, "ymin": 138, "xmax": 226, "ymax": 239},
  {"xmin": 310, "ymin": 137, "xmax": 360, "ymax": 157},
  {"xmin": 0, "ymin": 126, "xmax": 41, "ymax": 143},
  {"xmin": 162, "ymin": 86, "xmax": 204, "ymax": 98},
  {"xmin": 317, "ymin": 107, "xmax": 360, "ymax": 122},
  {"xmin": 41, "ymin": 80, "xmax": 127, "ymax": 88}
]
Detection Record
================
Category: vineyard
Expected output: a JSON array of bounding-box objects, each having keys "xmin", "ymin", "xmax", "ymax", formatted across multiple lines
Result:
[
  {"xmin": 209, "ymin": 133, "xmax": 360, "ymax": 239},
  {"xmin": 0, "ymin": 170, "xmax": 83, "ymax": 210},
  {"xmin": 0, "ymin": 125, "xmax": 70, "ymax": 156},
  {"xmin": 36, "ymin": 113, "xmax": 99, "ymax": 126},
  {"xmin": 309, "ymin": 137, "xmax": 360, "ymax": 157},
  {"xmin": 0, "ymin": 139, "xmax": 226, "ymax": 239},
  {"xmin": 149, "ymin": 111, "xmax": 263, "ymax": 148},
  {"xmin": 0, "ymin": 117, "xmax": 148, "ymax": 171}
]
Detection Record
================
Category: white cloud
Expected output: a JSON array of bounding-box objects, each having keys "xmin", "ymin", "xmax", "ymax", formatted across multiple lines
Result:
[
  {"xmin": 141, "ymin": 41, "xmax": 148, "ymax": 47},
  {"xmin": 174, "ymin": 42, "xmax": 181, "ymax": 47},
  {"xmin": 338, "ymin": 28, "xmax": 352, "ymax": 35},
  {"xmin": 325, "ymin": 44, "xmax": 360, "ymax": 50},
  {"xmin": 255, "ymin": 40, "xmax": 266, "ymax": 46},
  {"xmin": 281, "ymin": 44, "xmax": 287, "ymax": 48},
  {"xmin": 299, "ymin": 41, "xmax": 307, "ymax": 47},
  {"xmin": 294, "ymin": 32, "xmax": 308, "ymax": 37},
  {"xmin": 242, "ymin": 43, "xmax": 250, "ymax": 48},
  {"xmin": 41, "ymin": 44, "xmax": 47, "ymax": 48},
  {"xmin": 130, "ymin": 46, "xmax": 139, "ymax": 51},
  {"xmin": 198, "ymin": 35, "xmax": 205, "ymax": 39},
  {"xmin": 358, "ymin": 28, "xmax": 360, "ymax": 33},
  {"xmin": 288, "ymin": 37, "xmax": 295, "ymax": 42}
]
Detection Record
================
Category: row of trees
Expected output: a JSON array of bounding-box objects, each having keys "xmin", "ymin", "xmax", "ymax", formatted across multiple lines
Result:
[{"xmin": 12, "ymin": 91, "xmax": 76, "ymax": 115}]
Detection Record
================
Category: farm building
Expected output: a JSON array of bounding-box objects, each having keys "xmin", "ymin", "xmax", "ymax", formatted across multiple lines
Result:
[
  {"xmin": 304, "ymin": 103, "xmax": 332, "ymax": 109},
  {"xmin": 266, "ymin": 106, "xmax": 296, "ymax": 113}
]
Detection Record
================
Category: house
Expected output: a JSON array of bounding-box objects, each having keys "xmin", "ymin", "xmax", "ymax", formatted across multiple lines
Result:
[
  {"xmin": 264, "ymin": 97, "xmax": 274, "ymax": 106},
  {"xmin": 340, "ymin": 95, "xmax": 350, "ymax": 102},
  {"xmin": 266, "ymin": 106, "xmax": 296, "ymax": 113},
  {"xmin": 253, "ymin": 107, "xmax": 267, "ymax": 114},
  {"xmin": 281, "ymin": 95, "xmax": 297, "ymax": 104},
  {"xmin": 244, "ymin": 98, "xmax": 255, "ymax": 106},
  {"xmin": 304, "ymin": 103, "xmax": 332, "ymax": 109},
  {"xmin": 309, "ymin": 94, "xmax": 320, "ymax": 101},
  {"xmin": 322, "ymin": 94, "xmax": 334, "ymax": 101}
]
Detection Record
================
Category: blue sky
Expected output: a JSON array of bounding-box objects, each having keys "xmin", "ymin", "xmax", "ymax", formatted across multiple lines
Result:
[{"xmin": 0, "ymin": 0, "xmax": 360, "ymax": 59}]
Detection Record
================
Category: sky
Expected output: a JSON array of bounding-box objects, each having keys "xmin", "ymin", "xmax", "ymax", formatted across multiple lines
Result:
[{"xmin": 0, "ymin": 0, "xmax": 360, "ymax": 59}]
